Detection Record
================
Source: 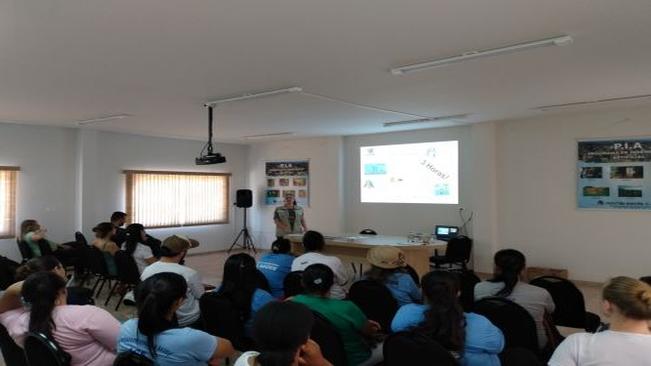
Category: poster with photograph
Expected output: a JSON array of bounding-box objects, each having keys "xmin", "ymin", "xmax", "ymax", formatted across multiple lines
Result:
[
  {"xmin": 577, "ymin": 138, "xmax": 651, "ymax": 209},
  {"xmin": 264, "ymin": 161, "xmax": 309, "ymax": 206}
]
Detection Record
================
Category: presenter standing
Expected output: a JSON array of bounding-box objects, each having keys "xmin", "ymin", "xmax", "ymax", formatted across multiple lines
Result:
[{"xmin": 274, "ymin": 194, "xmax": 307, "ymax": 239}]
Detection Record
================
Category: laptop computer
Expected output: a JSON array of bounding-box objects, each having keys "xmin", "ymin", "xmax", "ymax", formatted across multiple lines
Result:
[{"xmin": 434, "ymin": 225, "xmax": 459, "ymax": 241}]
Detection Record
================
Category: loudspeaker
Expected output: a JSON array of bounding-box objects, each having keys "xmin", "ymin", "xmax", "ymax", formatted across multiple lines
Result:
[{"xmin": 236, "ymin": 189, "xmax": 253, "ymax": 208}]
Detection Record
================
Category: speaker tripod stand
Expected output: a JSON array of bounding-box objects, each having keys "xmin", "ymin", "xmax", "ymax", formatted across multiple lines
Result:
[{"xmin": 228, "ymin": 207, "xmax": 256, "ymax": 254}]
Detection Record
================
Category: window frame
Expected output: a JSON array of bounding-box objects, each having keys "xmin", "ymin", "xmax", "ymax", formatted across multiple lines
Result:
[
  {"xmin": 0, "ymin": 166, "xmax": 19, "ymax": 239},
  {"xmin": 124, "ymin": 170, "xmax": 231, "ymax": 229}
]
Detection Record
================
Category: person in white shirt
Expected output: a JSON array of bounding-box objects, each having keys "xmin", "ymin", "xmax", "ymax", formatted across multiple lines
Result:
[
  {"xmin": 291, "ymin": 230, "xmax": 350, "ymax": 299},
  {"xmin": 549, "ymin": 276, "xmax": 651, "ymax": 366},
  {"xmin": 140, "ymin": 235, "xmax": 203, "ymax": 327},
  {"xmin": 474, "ymin": 249, "xmax": 555, "ymax": 350}
]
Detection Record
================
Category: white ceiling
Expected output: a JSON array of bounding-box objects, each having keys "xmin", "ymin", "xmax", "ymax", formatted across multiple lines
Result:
[{"xmin": 1, "ymin": 0, "xmax": 651, "ymax": 142}]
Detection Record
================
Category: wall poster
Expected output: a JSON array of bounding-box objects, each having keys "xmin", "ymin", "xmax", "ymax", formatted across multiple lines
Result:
[
  {"xmin": 265, "ymin": 161, "xmax": 309, "ymax": 206},
  {"xmin": 577, "ymin": 138, "xmax": 651, "ymax": 209}
]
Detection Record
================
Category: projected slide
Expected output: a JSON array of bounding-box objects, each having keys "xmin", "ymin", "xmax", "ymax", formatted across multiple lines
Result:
[{"xmin": 360, "ymin": 141, "xmax": 459, "ymax": 204}]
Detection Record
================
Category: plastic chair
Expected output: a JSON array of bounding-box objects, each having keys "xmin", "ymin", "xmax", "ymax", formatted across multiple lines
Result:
[
  {"xmin": 16, "ymin": 239, "xmax": 33, "ymax": 263},
  {"xmin": 199, "ymin": 292, "xmax": 252, "ymax": 351},
  {"xmin": 473, "ymin": 297, "xmax": 539, "ymax": 355},
  {"xmin": 458, "ymin": 270, "xmax": 481, "ymax": 311},
  {"xmin": 0, "ymin": 323, "xmax": 28, "ymax": 366},
  {"xmin": 430, "ymin": 235, "xmax": 473, "ymax": 270},
  {"xmin": 74, "ymin": 231, "xmax": 89, "ymax": 247},
  {"xmin": 113, "ymin": 351, "xmax": 154, "ymax": 366},
  {"xmin": 283, "ymin": 271, "xmax": 305, "ymax": 298},
  {"xmin": 310, "ymin": 311, "xmax": 347, "ymax": 366},
  {"xmin": 86, "ymin": 246, "xmax": 116, "ymax": 297},
  {"xmin": 23, "ymin": 332, "xmax": 71, "ymax": 366},
  {"xmin": 383, "ymin": 331, "xmax": 458, "ymax": 366},
  {"xmin": 348, "ymin": 279, "xmax": 398, "ymax": 332},
  {"xmin": 530, "ymin": 276, "xmax": 601, "ymax": 332},
  {"xmin": 105, "ymin": 251, "xmax": 140, "ymax": 310}
]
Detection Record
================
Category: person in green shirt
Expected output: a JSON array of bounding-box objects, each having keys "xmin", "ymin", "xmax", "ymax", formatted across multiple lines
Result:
[
  {"xmin": 291, "ymin": 264, "xmax": 382, "ymax": 366},
  {"xmin": 19, "ymin": 220, "xmax": 81, "ymax": 270}
]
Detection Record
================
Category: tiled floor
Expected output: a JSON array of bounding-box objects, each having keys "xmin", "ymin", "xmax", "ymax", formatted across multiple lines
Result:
[{"xmin": 0, "ymin": 250, "xmax": 606, "ymax": 365}]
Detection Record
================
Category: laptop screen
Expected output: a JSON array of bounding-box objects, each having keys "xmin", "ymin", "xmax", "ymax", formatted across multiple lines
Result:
[{"xmin": 435, "ymin": 225, "xmax": 459, "ymax": 238}]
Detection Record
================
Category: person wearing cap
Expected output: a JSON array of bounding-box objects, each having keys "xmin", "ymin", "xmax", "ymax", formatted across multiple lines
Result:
[
  {"xmin": 110, "ymin": 211, "xmax": 128, "ymax": 246},
  {"xmin": 291, "ymin": 231, "xmax": 350, "ymax": 300},
  {"xmin": 140, "ymin": 235, "xmax": 203, "ymax": 328},
  {"xmin": 364, "ymin": 246, "xmax": 421, "ymax": 306}
]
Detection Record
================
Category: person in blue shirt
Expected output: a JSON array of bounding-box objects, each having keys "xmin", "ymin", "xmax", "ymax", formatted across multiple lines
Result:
[
  {"xmin": 214, "ymin": 253, "xmax": 276, "ymax": 336},
  {"xmin": 364, "ymin": 246, "xmax": 421, "ymax": 306},
  {"xmin": 391, "ymin": 271, "xmax": 504, "ymax": 366},
  {"xmin": 118, "ymin": 272, "xmax": 235, "ymax": 365},
  {"xmin": 257, "ymin": 238, "xmax": 295, "ymax": 298}
]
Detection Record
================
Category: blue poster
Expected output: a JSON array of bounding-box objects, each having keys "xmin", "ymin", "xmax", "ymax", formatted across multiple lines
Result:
[{"xmin": 577, "ymin": 138, "xmax": 651, "ymax": 209}]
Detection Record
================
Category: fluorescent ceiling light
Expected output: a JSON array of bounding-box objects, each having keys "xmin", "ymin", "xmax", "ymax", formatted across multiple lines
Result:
[
  {"xmin": 534, "ymin": 93, "xmax": 651, "ymax": 111},
  {"xmin": 244, "ymin": 132, "xmax": 296, "ymax": 140},
  {"xmin": 206, "ymin": 87, "xmax": 303, "ymax": 106},
  {"xmin": 76, "ymin": 114, "xmax": 130, "ymax": 125},
  {"xmin": 383, "ymin": 113, "xmax": 469, "ymax": 127},
  {"xmin": 390, "ymin": 35, "xmax": 573, "ymax": 75}
]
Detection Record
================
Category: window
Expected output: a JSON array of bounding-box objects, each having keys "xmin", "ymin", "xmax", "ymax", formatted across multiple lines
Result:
[
  {"xmin": 125, "ymin": 170, "xmax": 230, "ymax": 228},
  {"xmin": 0, "ymin": 167, "xmax": 19, "ymax": 239}
]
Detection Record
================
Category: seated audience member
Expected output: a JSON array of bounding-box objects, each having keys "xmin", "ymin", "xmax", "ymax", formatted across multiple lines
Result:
[
  {"xmin": 549, "ymin": 276, "xmax": 651, "ymax": 366},
  {"xmin": 215, "ymin": 253, "xmax": 276, "ymax": 336},
  {"xmin": 292, "ymin": 264, "xmax": 381, "ymax": 366},
  {"xmin": 291, "ymin": 230, "xmax": 350, "ymax": 299},
  {"xmin": 391, "ymin": 271, "xmax": 504, "ymax": 366},
  {"xmin": 110, "ymin": 211, "xmax": 128, "ymax": 246},
  {"xmin": 257, "ymin": 238, "xmax": 295, "ymax": 298},
  {"xmin": 235, "ymin": 301, "xmax": 332, "ymax": 366},
  {"xmin": 474, "ymin": 249, "xmax": 555, "ymax": 349},
  {"xmin": 140, "ymin": 235, "xmax": 202, "ymax": 327},
  {"xmin": 124, "ymin": 224, "xmax": 157, "ymax": 274},
  {"xmin": 20, "ymin": 219, "xmax": 81, "ymax": 267},
  {"xmin": 13, "ymin": 256, "xmax": 93, "ymax": 306},
  {"xmin": 118, "ymin": 272, "xmax": 235, "ymax": 365},
  {"xmin": 364, "ymin": 246, "xmax": 421, "ymax": 306},
  {"xmin": 0, "ymin": 272, "xmax": 120, "ymax": 366},
  {"xmin": 91, "ymin": 222, "xmax": 119, "ymax": 276}
]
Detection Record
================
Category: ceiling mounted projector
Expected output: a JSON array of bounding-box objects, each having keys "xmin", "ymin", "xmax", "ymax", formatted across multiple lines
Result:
[{"xmin": 196, "ymin": 105, "xmax": 226, "ymax": 165}]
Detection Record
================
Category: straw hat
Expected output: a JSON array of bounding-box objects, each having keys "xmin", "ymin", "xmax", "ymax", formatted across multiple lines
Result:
[{"xmin": 366, "ymin": 246, "xmax": 406, "ymax": 269}]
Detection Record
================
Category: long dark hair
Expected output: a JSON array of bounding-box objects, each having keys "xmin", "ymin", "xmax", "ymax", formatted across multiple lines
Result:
[
  {"xmin": 489, "ymin": 249, "xmax": 526, "ymax": 297},
  {"xmin": 418, "ymin": 271, "xmax": 465, "ymax": 352},
  {"xmin": 215, "ymin": 253, "xmax": 260, "ymax": 322},
  {"xmin": 253, "ymin": 301, "xmax": 314, "ymax": 366},
  {"xmin": 124, "ymin": 223, "xmax": 145, "ymax": 255},
  {"xmin": 135, "ymin": 272, "xmax": 187, "ymax": 358},
  {"xmin": 22, "ymin": 271, "xmax": 67, "ymax": 339},
  {"xmin": 15, "ymin": 255, "xmax": 62, "ymax": 281}
]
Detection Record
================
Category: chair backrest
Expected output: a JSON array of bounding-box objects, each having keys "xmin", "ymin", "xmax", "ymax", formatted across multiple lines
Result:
[
  {"xmin": 283, "ymin": 270, "xmax": 305, "ymax": 298},
  {"xmin": 36, "ymin": 239, "xmax": 55, "ymax": 256},
  {"xmin": 473, "ymin": 297, "xmax": 538, "ymax": 353},
  {"xmin": 74, "ymin": 231, "xmax": 88, "ymax": 247},
  {"xmin": 199, "ymin": 292, "xmax": 250, "ymax": 350},
  {"xmin": 16, "ymin": 239, "xmax": 33, "ymax": 262},
  {"xmin": 359, "ymin": 229, "xmax": 378, "ymax": 235},
  {"xmin": 310, "ymin": 311, "xmax": 347, "ymax": 366},
  {"xmin": 457, "ymin": 270, "xmax": 481, "ymax": 311},
  {"xmin": 86, "ymin": 246, "xmax": 110, "ymax": 276},
  {"xmin": 113, "ymin": 251, "xmax": 141, "ymax": 284},
  {"xmin": 529, "ymin": 276, "xmax": 587, "ymax": 329},
  {"xmin": 383, "ymin": 331, "xmax": 458, "ymax": 366},
  {"xmin": 0, "ymin": 323, "xmax": 28, "ymax": 366},
  {"xmin": 113, "ymin": 351, "xmax": 154, "ymax": 366},
  {"xmin": 348, "ymin": 279, "xmax": 398, "ymax": 332},
  {"xmin": 0, "ymin": 255, "xmax": 19, "ymax": 291},
  {"xmin": 444, "ymin": 236, "xmax": 472, "ymax": 262},
  {"xmin": 23, "ymin": 332, "xmax": 71, "ymax": 366}
]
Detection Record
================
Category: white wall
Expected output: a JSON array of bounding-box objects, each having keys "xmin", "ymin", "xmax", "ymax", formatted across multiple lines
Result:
[
  {"xmin": 248, "ymin": 137, "xmax": 345, "ymax": 248},
  {"xmin": 497, "ymin": 104, "xmax": 651, "ymax": 282},
  {"xmin": 78, "ymin": 129, "xmax": 249, "ymax": 252},
  {"xmin": 0, "ymin": 123, "xmax": 78, "ymax": 262}
]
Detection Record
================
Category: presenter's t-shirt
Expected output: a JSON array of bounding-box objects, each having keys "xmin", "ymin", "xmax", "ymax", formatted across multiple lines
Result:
[
  {"xmin": 257, "ymin": 253, "xmax": 294, "ymax": 298},
  {"xmin": 118, "ymin": 319, "xmax": 217, "ymax": 366}
]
